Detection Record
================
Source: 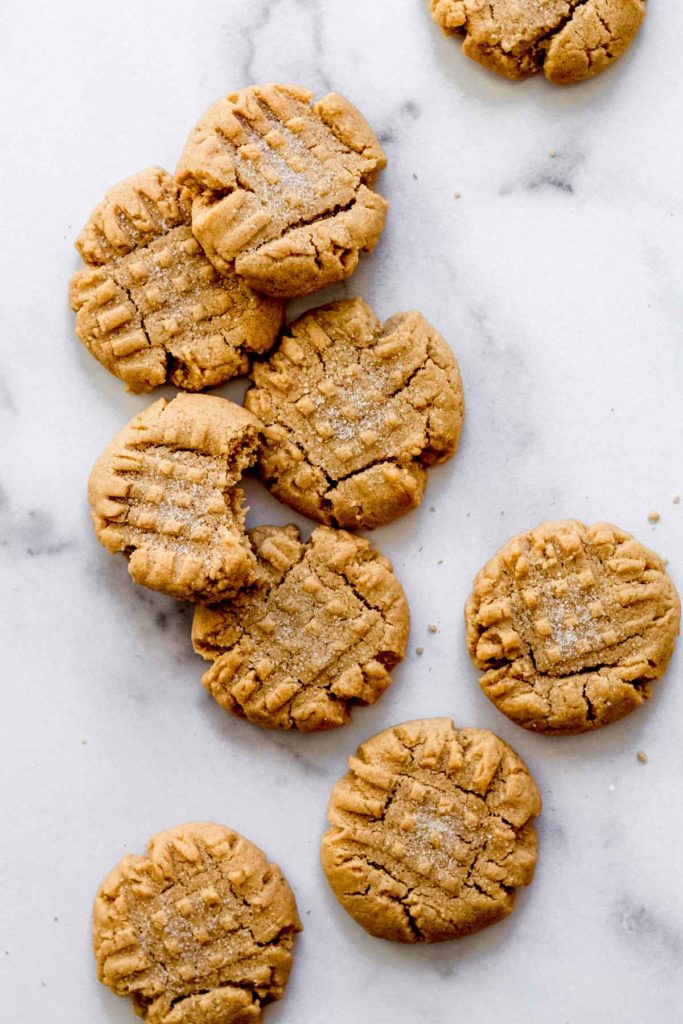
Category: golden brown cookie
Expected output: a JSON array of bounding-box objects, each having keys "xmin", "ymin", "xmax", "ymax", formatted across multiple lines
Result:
[
  {"xmin": 193, "ymin": 524, "xmax": 410, "ymax": 732},
  {"xmin": 244, "ymin": 299, "xmax": 464, "ymax": 530},
  {"xmin": 88, "ymin": 394, "xmax": 262, "ymax": 602},
  {"xmin": 465, "ymin": 520, "xmax": 680, "ymax": 734},
  {"xmin": 430, "ymin": 0, "xmax": 645, "ymax": 84},
  {"xmin": 93, "ymin": 822, "xmax": 301, "ymax": 1024},
  {"xmin": 321, "ymin": 718, "xmax": 540, "ymax": 942},
  {"xmin": 70, "ymin": 167, "xmax": 283, "ymax": 393},
  {"xmin": 176, "ymin": 85, "xmax": 388, "ymax": 298}
]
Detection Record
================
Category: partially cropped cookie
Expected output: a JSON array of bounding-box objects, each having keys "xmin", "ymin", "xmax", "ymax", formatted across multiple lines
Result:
[
  {"xmin": 321, "ymin": 718, "xmax": 540, "ymax": 942},
  {"xmin": 70, "ymin": 167, "xmax": 283, "ymax": 392},
  {"xmin": 193, "ymin": 524, "xmax": 409, "ymax": 731},
  {"xmin": 93, "ymin": 822, "xmax": 301, "ymax": 1024},
  {"xmin": 176, "ymin": 84, "xmax": 388, "ymax": 297},
  {"xmin": 244, "ymin": 299, "xmax": 464, "ymax": 529},
  {"xmin": 88, "ymin": 394, "xmax": 262, "ymax": 602},
  {"xmin": 430, "ymin": 0, "xmax": 645, "ymax": 84},
  {"xmin": 466, "ymin": 520, "xmax": 680, "ymax": 734}
]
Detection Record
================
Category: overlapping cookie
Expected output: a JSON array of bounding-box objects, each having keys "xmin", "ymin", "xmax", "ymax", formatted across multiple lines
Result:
[
  {"xmin": 244, "ymin": 299, "xmax": 464, "ymax": 529},
  {"xmin": 88, "ymin": 394, "xmax": 262, "ymax": 602},
  {"xmin": 70, "ymin": 167, "xmax": 283, "ymax": 392},
  {"xmin": 466, "ymin": 520, "xmax": 680, "ymax": 733},
  {"xmin": 321, "ymin": 718, "xmax": 540, "ymax": 942},
  {"xmin": 93, "ymin": 822, "xmax": 301, "ymax": 1024},
  {"xmin": 430, "ymin": 0, "xmax": 645, "ymax": 84},
  {"xmin": 177, "ymin": 84, "xmax": 388, "ymax": 297},
  {"xmin": 193, "ymin": 524, "xmax": 410, "ymax": 732}
]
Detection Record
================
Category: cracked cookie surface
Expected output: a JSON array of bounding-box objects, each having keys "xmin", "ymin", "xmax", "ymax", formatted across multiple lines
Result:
[
  {"xmin": 430, "ymin": 0, "xmax": 645, "ymax": 83},
  {"xmin": 88, "ymin": 394, "xmax": 262, "ymax": 602},
  {"xmin": 321, "ymin": 718, "xmax": 540, "ymax": 942},
  {"xmin": 466, "ymin": 520, "xmax": 680, "ymax": 734},
  {"xmin": 176, "ymin": 84, "xmax": 388, "ymax": 297},
  {"xmin": 93, "ymin": 822, "xmax": 301, "ymax": 1024},
  {"xmin": 244, "ymin": 299, "xmax": 464, "ymax": 529},
  {"xmin": 70, "ymin": 167, "xmax": 283, "ymax": 393},
  {"xmin": 193, "ymin": 524, "xmax": 409, "ymax": 732}
]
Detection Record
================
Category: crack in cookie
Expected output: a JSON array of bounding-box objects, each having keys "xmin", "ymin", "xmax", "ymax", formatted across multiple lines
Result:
[
  {"xmin": 192, "ymin": 524, "xmax": 410, "ymax": 732},
  {"xmin": 465, "ymin": 520, "xmax": 681, "ymax": 734},
  {"xmin": 429, "ymin": 0, "xmax": 645, "ymax": 83},
  {"xmin": 176, "ymin": 85, "xmax": 388, "ymax": 297},
  {"xmin": 321, "ymin": 718, "xmax": 540, "ymax": 942},
  {"xmin": 93, "ymin": 823, "xmax": 301, "ymax": 1024},
  {"xmin": 88, "ymin": 394, "xmax": 262, "ymax": 602},
  {"xmin": 244, "ymin": 298, "xmax": 464, "ymax": 529},
  {"xmin": 70, "ymin": 167, "xmax": 283, "ymax": 393}
]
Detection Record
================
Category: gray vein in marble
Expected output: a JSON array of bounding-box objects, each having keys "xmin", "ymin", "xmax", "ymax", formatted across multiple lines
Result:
[
  {"xmin": 614, "ymin": 899, "xmax": 683, "ymax": 967},
  {"xmin": 0, "ymin": 494, "xmax": 74, "ymax": 559},
  {"xmin": 500, "ymin": 147, "xmax": 585, "ymax": 197},
  {"xmin": 0, "ymin": 376, "xmax": 17, "ymax": 414},
  {"xmin": 239, "ymin": 0, "xmax": 332, "ymax": 93}
]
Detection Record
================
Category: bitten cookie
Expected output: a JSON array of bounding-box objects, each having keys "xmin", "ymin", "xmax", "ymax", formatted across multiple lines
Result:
[
  {"xmin": 93, "ymin": 822, "xmax": 301, "ymax": 1024},
  {"xmin": 88, "ymin": 394, "xmax": 262, "ymax": 602},
  {"xmin": 70, "ymin": 167, "xmax": 283, "ymax": 392},
  {"xmin": 465, "ymin": 520, "xmax": 681, "ymax": 734},
  {"xmin": 193, "ymin": 524, "xmax": 410, "ymax": 732},
  {"xmin": 244, "ymin": 299, "xmax": 464, "ymax": 529},
  {"xmin": 430, "ymin": 0, "xmax": 645, "ymax": 84},
  {"xmin": 176, "ymin": 84, "xmax": 388, "ymax": 297},
  {"xmin": 321, "ymin": 718, "xmax": 540, "ymax": 942}
]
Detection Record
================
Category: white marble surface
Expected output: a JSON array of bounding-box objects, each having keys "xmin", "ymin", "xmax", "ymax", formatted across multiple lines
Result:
[{"xmin": 1, "ymin": 1, "xmax": 683, "ymax": 1021}]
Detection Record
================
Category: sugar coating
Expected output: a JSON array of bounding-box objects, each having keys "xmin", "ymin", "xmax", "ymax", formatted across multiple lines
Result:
[
  {"xmin": 192, "ymin": 524, "xmax": 410, "ymax": 732},
  {"xmin": 244, "ymin": 298, "xmax": 464, "ymax": 530},
  {"xmin": 465, "ymin": 520, "xmax": 681, "ymax": 734},
  {"xmin": 70, "ymin": 167, "xmax": 283, "ymax": 393},
  {"xmin": 321, "ymin": 718, "xmax": 540, "ymax": 943},
  {"xmin": 93, "ymin": 822, "xmax": 301, "ymax": 1024},
  {"xmin": 430, "ymin": 0, "xmax": 645, "ymax": 84},
  {"xmin": 177, "ymin": 85, "xmax": 388, "ymax": 297},
  {"xmin": 88, "ymin": 393, "xmax": 262, "ymax": 602}
]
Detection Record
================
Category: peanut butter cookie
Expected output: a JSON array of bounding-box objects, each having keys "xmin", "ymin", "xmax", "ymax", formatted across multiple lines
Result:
[
  {"xmin": 430, "ymin": 0, "xmax": 645, "ymax": 84},
  {"xmin": 88, "ymin": 394, "xmax": 262, "ymax": 602},
  {"xmin": 176, "ymin": 85, "xmax": 388, "ymax": 297},
  {"xmin": 193, "ymin": 524, "xmax": 409, "ymax": 732},
  {"xmin": 321, "ymin": 718, "xmax": 540, "ymax": 942},
  {"xmin": 466, "ymin": 520, "xmax": 680, "ymax": 734},
  {"xmin": 244, "ymin": 299, "xmax": 464, "ymax": 530},
  {"xmin": 93, "ymin": 822, "xmax": 301, "ymax": 1024},
  {"xmin": 70, "ymin": 167, "xmax": 283, "ymax": 393}
]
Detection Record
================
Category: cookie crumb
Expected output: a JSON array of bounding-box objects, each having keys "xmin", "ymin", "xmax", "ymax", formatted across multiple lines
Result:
[
  {"xmin": 673, "ymin": 496, "xmax": 680, "ymax": 505},
  {"xmin": 416, "ymin": 647, "xmax": 424, "ymax": 656},
  {"xmin": 636, "ymin": 751, "xmax": 648, "ymax": 764},
  {"xmin": 648, "ymin": 511, "xmax": 660, "ymax": 524},
  {"xmin": 549, "ymin": 149, "xmax": 557, "ymax": 158},
  {"xmin": 428, "ymin": 624, "xmax": 438, "ymax": 634},
  {"xmin": 454, "ymin": 191, "xmax": 461, "ymax": 199}
]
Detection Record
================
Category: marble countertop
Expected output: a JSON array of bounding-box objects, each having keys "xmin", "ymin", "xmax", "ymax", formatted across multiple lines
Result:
[{"xmin": 1, "ymin": 1, "xmax": 682, "ymax": 1022}]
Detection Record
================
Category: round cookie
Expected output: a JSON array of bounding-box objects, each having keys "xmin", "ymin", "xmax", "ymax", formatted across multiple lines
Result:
[
  {"xmin": 93, "ymin": 822, "xmax": 301, "ymax": 1024},
  {"xmin": 321, "ymin": 718, "xmax": 540, "ymax": 942},
  {"xmin": 430, "ymin": 0, "xmax": 645, "ymax": 84},
  {"xmin": 193, "ymin": 524, "xmax": 410, "ymax": 732},
  {"xmin": 70, "ymin": 167, "xmax": 283, "ymax": 393},
  {"xmin": 244, "ymin": 299, "xmax": 464, "ymax": 530},
  {"xmin": 88, "ymin": 393, "xmax": 262, "ymax": 602},
  {"xmin": 466, "ymin": 520, "xmax": 681, "ymax": 734},
  {"xmin": 176, "ymin": 84, "xmax": 388, "ymax": 298}
]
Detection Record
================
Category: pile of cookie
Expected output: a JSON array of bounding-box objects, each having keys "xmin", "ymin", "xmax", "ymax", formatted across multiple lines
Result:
[{"xmin": 73, "ymin": 81, "xmax": 678, "ymax": 1024}]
